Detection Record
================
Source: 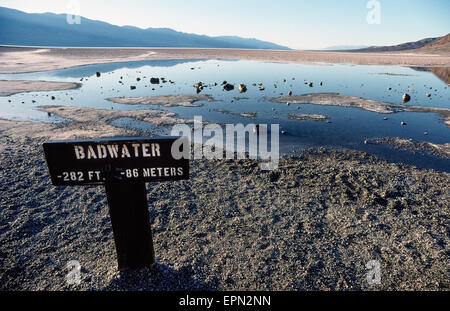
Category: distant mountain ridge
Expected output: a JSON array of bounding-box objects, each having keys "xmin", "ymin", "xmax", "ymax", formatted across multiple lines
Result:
[
  {"xmin": 350, "ymin": 35, "xmax": 448, "ymax": 53},
  {"xmin": 417, "ymin": 33, "xmax": 450, "ymax": 54},
  {"xmin": 0, "ymin": 6, "xmax": 290, "ymax": 50}
]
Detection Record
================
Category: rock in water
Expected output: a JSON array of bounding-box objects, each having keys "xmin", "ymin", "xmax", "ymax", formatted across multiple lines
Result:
[
  {"xmin": 401, "ymin": 121, "xmax": 407, "ymax": 126},
  {"xmin": 223, "ymin": 83, "xmax": 234, "ymax": 91},
  {"xmin": 252, "ymin": 124, "xmax": 267, "ymax": 135},
  {"xmin": 426, "ymin": 93, "xmax": 431, "ymax": 97},
  {"xmin": 150, "ymin": 78, "xmax": 160, "ymax": 84},
  {"xmin": 288, "ymin": 91, "xmax": 292, "ymax": 96},
  {"xmin": 193, "ymin": 82, "xmax": 203, "ymax": 92},
  {"xmin": 238, "ymin": 84, "xmax": 247, "ymax": 93},
  {"xmin": 130, "ymin": 86, "xmax": 136, "ymax": 90},
  {"xmin": 402, "ymin": 93, "xmax": 411, "ymax": 103},
  {"xmin": 308, "ymin": 82, "xmax": 313, "ymax": 87},
  {"xmin": 96, "ymin": 72, "xmax": 101, "ymax": 77}
]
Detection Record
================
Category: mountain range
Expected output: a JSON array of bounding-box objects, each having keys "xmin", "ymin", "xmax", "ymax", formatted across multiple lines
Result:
[
  {"xmin": 350, "ymin": 35, "xmax": 450, "ymax": 53},
  {"xmin": 0, "ymin": 6, "xmax": 290, "ymax": 50}
]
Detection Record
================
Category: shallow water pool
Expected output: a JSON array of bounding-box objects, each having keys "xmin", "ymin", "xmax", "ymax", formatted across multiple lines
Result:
[{"xmin": 0, "ymin": 59, "xmax": 449, "ymax": 171}]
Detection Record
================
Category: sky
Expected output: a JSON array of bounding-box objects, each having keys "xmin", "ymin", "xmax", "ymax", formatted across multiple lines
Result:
[{"xmin": 1, "ymin": 0, "xmax": 449, "ymax": 49}]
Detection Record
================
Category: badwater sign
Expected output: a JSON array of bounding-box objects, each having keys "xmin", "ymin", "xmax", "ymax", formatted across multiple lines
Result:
[{"xmin": 43, "ymin": 136, "xmax": 189, "ymax": 270}]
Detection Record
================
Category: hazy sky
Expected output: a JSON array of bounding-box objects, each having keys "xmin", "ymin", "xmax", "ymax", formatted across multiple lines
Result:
[{"xmin": 1, "ymin": 0, "xmax": 449, "ymax": 49}]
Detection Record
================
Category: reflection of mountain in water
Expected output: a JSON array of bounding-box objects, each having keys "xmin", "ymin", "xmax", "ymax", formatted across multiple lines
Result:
[
  {"xmin": 410, "ymin": 67, "xmax": 450, "ymax": 85},
  {"xmin": 45, "ymin": 59, "xmax": 208, "ymax": 78},
  {"xmin": 427, "ymin": 67, "xmax": 450, "ymax": 85}
]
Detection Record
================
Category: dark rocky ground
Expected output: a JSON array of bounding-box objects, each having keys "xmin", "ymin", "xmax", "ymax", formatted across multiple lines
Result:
[{"xmin": 0, "ymin": 133, "xmax": 449, "ymax": 291}]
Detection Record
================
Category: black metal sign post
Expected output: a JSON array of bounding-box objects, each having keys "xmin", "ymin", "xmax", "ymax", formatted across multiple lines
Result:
[{"xmin": 43, "ymin": 136, "xmax": 189, "ymax": 270}]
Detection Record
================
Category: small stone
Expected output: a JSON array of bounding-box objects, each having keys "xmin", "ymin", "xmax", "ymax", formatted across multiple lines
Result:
[
  {"xmin": 281, "ymin": 130, "xmax": 287, "ymax": 135},
  {"xmin": 238, "ymin": 83, "xmax": 247, "ymax": 93},
  {"xmin": 223, "ymin": 83, "xmax": 234, "ymax": 91},
  {"xmin": 253, "ymin": 124, "xmax": 260, "ymax": 135},
  {"xmin": 308, "ymin": 82, "xmax": 313, "ymax": 87},
  {"xmin": 288, "ymin": 91, "xmax": 292, "ymax": 96},
  {"xmin": 426, "ymin": 93, "xmax": 431, "ymax": 97},
  {"xmin": 402, "ymin": 93, "xmax": 411, "ymax": 103},
  {"xmin": 401, "ymin": 121, "xmax": 407, "ymax": 126},
  {"xmin": 96, "ymin": 72, "xmax": 101, "ymax": 77},
  {"xmin": 130, "ymin": 86, "xmax": 136, "ymax": 90}
]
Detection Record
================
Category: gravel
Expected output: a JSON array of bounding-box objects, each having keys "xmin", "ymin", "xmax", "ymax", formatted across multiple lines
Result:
[{"xmin": 1, "ymin": 134, "xmax": 449, "ymax": 291}]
